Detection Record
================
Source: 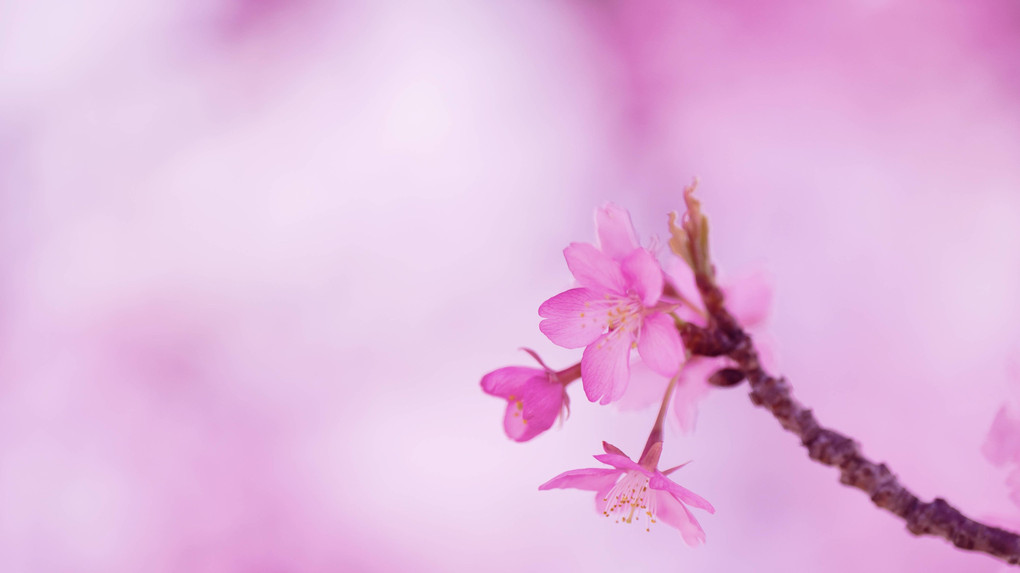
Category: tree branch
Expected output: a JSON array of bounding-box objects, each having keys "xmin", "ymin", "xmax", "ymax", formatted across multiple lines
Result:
[{"xmin": 682, "ymin": 275, "xmax": 1020, "ymax": 566}]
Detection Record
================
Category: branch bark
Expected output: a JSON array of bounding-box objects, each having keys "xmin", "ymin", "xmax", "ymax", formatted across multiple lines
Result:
[{"xmin": 682, "ymin": 275, "xmax": 1020, "ymax": 566}]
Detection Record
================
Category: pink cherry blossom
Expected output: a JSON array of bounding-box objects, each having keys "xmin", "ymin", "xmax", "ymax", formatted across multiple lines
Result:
[
  {"xmin": 538, "ymin": 244, "xmax": 684, "ymax": 405},
  {"xmin": 480, "ymin": 354, "xmax": 574, "ymax": 442},
  {"xmin": 539, "ymin": 441, "xmax": 714, "ymax": 544}
]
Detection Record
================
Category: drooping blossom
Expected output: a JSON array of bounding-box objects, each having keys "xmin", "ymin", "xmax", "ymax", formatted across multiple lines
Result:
[
  {"xmin": 539, "ymin": 441, "xmax": 714, "ymax": 545},
  {"xmin": 538, "ymin": 215, "xmax": 684, "ymax": 404},
  {"xmin": 480, "ymin": 350, "xmax": 575, "ymax": 442}
]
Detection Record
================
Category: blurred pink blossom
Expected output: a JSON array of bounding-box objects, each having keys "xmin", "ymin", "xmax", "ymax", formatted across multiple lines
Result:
[{"xmin": 618, "ymin": 269, "xmax": 774, "ymax": 432}]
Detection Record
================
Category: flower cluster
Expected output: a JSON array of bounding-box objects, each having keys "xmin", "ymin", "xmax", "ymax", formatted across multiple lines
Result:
[{"xmin": 479, "ymin": 185, "xmax": 764, "ymax": 543}]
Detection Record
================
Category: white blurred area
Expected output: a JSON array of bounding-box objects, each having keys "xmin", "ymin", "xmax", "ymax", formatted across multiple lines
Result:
[{"xmin": 2, "ymin": 0, "xmax": 1020, "ymax": 571}]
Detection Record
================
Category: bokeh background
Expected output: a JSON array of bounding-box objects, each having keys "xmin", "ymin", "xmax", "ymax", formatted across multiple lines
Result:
[{"xmin": 2, "ymin": 1, "xmax": 1020, "ymax": 571}]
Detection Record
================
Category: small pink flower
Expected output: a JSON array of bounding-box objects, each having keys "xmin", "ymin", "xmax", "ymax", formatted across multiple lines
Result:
[
  {"xmin": 480, "ymin": 352, "xmax": 574, "ymax": 442},
  {"xmin": 539, "ymin": 441, "xmax": 714, "ymax": 544},
  {"xmin": 594, "ymin": 202, "xmax": 640, "ymax": 260},
  {"xmin": 538, "ymin": 239, "xmax": 684, "ymax": 404}
]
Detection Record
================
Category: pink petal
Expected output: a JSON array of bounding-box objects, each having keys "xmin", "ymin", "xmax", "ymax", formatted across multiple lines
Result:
[
  {"xmin": 649, "ymin": 474, "xmax": 715, "ymax": 513},
  {"xmin": 613, "ymin": 362, "xmax": 669, "ymax": 412},
  {"xmin": 594, "ymin": 479, "xmax": 618, "ymax": 515},
  {"xmin": 620, "ymin": 248, "xmax": 663, "ymax": 307},
  {"xmin": 662, "ymin": 461, "xmax": 693, "ymax": 475},
  {"xmin": 1008, "ymin": 466, "xmax": 1020, "ymax": 491},
  {"xmin": 671, "ymin": 356, "xmax": 726, "ymax": 433},
  {"xmin": 519, "ymin": 381, "xmax": 566, "ymax": 430},
  {"xmin": 581, "ymin": 330, "xmax": 633, "ymax": 405},
  {"xmin": 502, "ymin": 399, "xmax": 546, "ymax": 442},
  {"xmin": 637, "ymin": 313, "xmax": 684, "ymax": 377},
  {"xmin": 564, "ymin": 242, "xmax": 626, "ymax": 293},
  {"xmin": 595, "ymin": 202, "xmax": 640, "ymax": 260},
  {"xmin": 539, "ymin": 288, "xmax": 613, "ymax": 349},
  {"xmin": 662, "ymin": 258, "xmax": 706, "ymax": 325},
  {"xmin": 480, "ymin": 367, "xmax": 544, "ymax": 399},
  {"xmin": 653, "ymin": 490, "xmax": 707, "ymax": 546},
  {"xmin": 592, "ymin": 453, "xmax": 646, "ymax": 474},
  {"xmin": 982, "ymin": 405, "xmax": 1020, "ymax": 466},
  {"xmin": 602, "ymin": 441, "xmax": 628, "ymax": 456},
  {"xmin": 539, "ymin": 468, "xmax": 621, "ymax": 491},
  {"xmin": 755, "ymin": 335, "xmax": 781, "ymax": 374},
  {"xmin": 1008, "ymin": 468, "xmax": 1020, "ymax": 508},
  {"xmin": 722, "ymin": 270, "xmax": 773, "ymax": 327}
]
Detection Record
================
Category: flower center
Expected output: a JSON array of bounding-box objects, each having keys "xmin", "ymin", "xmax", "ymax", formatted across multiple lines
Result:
[
  {"xmin": 605, "ymin": 297, "xmax": 643, "ymax": 332},
  {"xmin": 602, "ymin": 470, "xmax": 658, "ymax": 532}
]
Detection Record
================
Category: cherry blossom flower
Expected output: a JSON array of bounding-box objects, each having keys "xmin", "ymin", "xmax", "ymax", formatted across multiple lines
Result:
[
  {"xmin": 539, "ymin": 441, "xmax": 714, "ymax": 544},
  {"xmin": 538, "ymin": 240, "xmax": 684, "ymax": 405},
  {"xmin": 480, "ymin": 351, "xmax": 576, "ymax": 442}
]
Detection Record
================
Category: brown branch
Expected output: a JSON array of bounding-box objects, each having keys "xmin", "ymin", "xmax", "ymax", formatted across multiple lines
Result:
[{"xmin": 682, "ymin": 275, "xmax": 1020, "ymax": 566}]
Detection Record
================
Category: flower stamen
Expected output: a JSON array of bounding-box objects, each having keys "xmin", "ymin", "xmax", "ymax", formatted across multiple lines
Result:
[{"xmin": 602, "ymin": 470, "xmax": 658, "ymax": 532}]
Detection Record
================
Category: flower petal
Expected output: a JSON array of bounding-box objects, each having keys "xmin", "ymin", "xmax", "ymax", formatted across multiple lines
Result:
[
  {"xmin": 649, "ymin": 473, "xmax": 715, "ymax": 513},
  {"xmin": 637, "ymin": 313, "xmax": 684, "ymax": 377},
  {"xmin": 564, "ymin": 242, "xmax": 626, "ymax": 293},
  {"xmin": 671, "ymin": 356, "xmax": 726, "ymax": 433},
  {"xmin": 539, "ymin": 288, "xmax": 613, "ymax": 348},
  {"xmin": 722, "ymin": 270, "xmax": 772, "ymax": 327},
  {"xmin": 539, "ymin": 468, "xmax": 621, "ymax": 491},
  {"xmin": 613, "ymin": 362, "xmax": 669, "ymax": 412},
  {"xmin": 581, "ymin": 330, "xmax": 633, "ymax": 405},
  {"xmin": 480, "ymin": 367, "xmax": 544, "ymax": 399},
  {"xmin": 592, "ymin": 453, "xmax": 646, "ymax": 474},
  {"xmin": 502, "ymin": 399, "xmax": 549, "ymax": 442},
  {"xmin": 662, "ymin": 259, "xmax": 706, "ymax": 326},
  {"xmin": 594, "ymin": 478, "xmax": 618, "ymax": 515},
  {"xmin": 602, "ymin": 441, "xmax": 628, "ymax": 456},
  {"xmin": 501, "ymin": 399, "xmax": 542, "ymax": 438},
  {"xmin": 983, "ymin": 404, "xmax": 1020, "ymax": 466},
  {"xmin": 595, "ymin": 202, "xmax": 640, "ymax": 260},
  {"xmin": 620, "ymin": 248, "xmax": 663, "ymax": 307},
  {"xmin": 1009, "ymin": 468, "xmax": 1020, "ymax": 508},
  {"xmin": 520, "ymin": 381, "xmax": 566, "ymax": 429},
  {"xmin": 653, "ymin": 490, "xmax": 707, "ymax": 546},
  {"xmin": 662, "ymin": 461, "xmax": 693, "ymax": 475}
]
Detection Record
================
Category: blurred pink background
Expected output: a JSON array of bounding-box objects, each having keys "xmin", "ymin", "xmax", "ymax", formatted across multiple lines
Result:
[{"xmin": 2, "ymin": 1, "xmax": 1020, "ymax": 571}]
